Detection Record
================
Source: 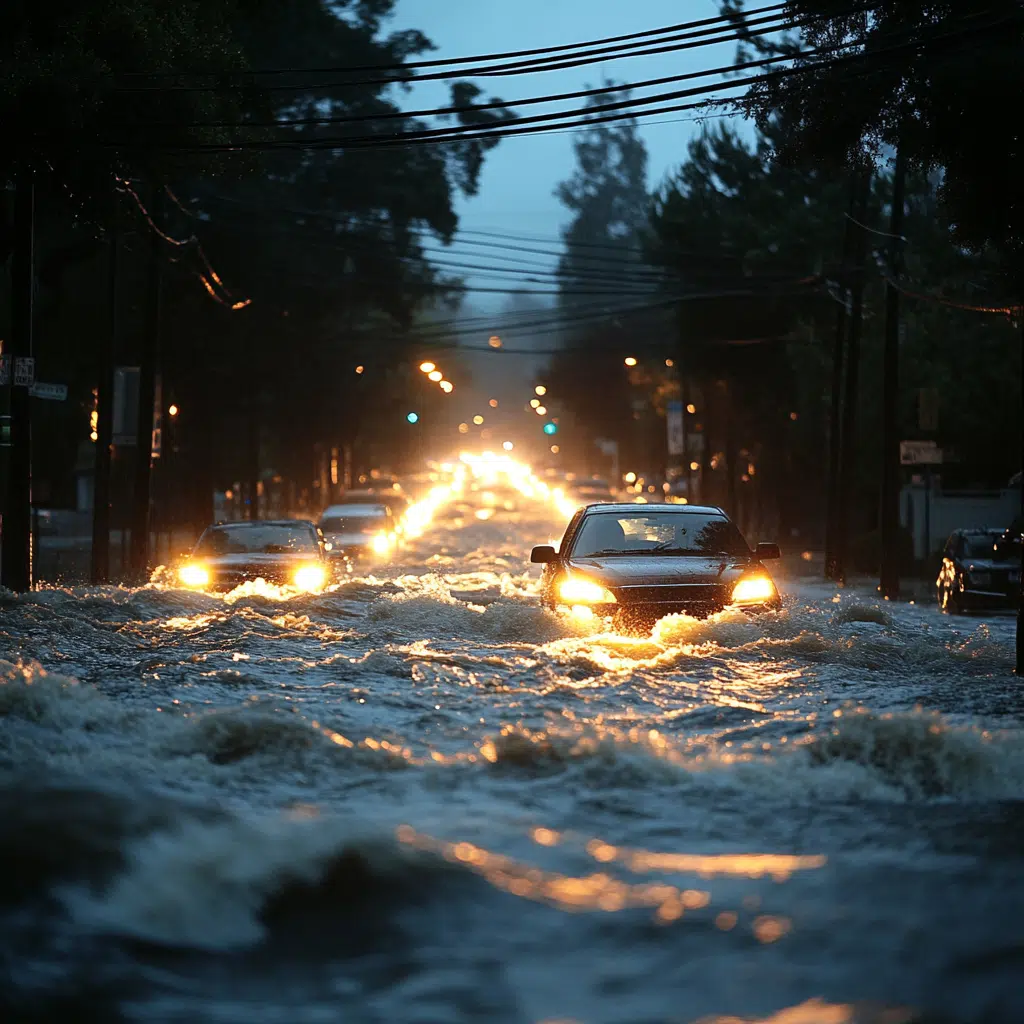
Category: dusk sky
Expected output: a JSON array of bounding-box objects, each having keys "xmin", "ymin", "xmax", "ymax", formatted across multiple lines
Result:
[{"xmin": 390, "ymin": 0, "xmax": 748, "ymax": 307}]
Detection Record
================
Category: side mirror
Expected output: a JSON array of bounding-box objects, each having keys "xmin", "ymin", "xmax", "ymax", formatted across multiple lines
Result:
[
  {"xmin": 756, "ymin": 542, "xmax": 781, "ymax": 561},
  {"xmin": 531, "ymin": 545, "xmax": 557, "ymax": 564}
]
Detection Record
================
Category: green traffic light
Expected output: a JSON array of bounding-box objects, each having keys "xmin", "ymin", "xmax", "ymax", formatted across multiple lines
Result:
[
  {"xmin": 407, "ymin": 412, "xmax": 419, "ymax": 424},
  {"xmin": 543, "ymin": 422, "xmax": 558, "ymax": 436}
]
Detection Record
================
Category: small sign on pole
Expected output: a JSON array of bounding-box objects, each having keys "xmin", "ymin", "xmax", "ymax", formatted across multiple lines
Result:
[
  {"xmin": 900, "ymin": 439, "xmax": 943, "ymax": 465},
  {"xmin": 29, "ymin": 382, "xmax": 68, "ymax": 401},
  {"xmin": 13, "ymin": 357, "xmax": 35, "ymax": 387}
]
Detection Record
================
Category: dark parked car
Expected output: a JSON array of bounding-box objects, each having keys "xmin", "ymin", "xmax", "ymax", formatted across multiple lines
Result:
[
  {"xmin": 178, "ymin": 520, "xmax": 344, "ymax": 592},
  {"xmin": 936, "ymin": 527, "xmax": 1020, "ymax": 613},
  {"xmin": 531, "ymin": 502, "xmax": 781, "ymax": 634}
]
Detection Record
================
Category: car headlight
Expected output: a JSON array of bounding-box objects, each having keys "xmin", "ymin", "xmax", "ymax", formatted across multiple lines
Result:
[
  {"xmin": 294, "ymin": 565, "xmax": 326, "ymax": 592},
  {"xmin": 558, "ymin": 577, "xmax": 616, "ymax": 604},
  {"xmin": 179, "ymin": 563, "xmax": 209, "ymax": 588},
  {"xmin": 371, "ymin": 532, "xmax": 391, "ymax": 556},
  {"xmin": 731, "ymin": 575, "xmax": 776, "ymax": 604}
]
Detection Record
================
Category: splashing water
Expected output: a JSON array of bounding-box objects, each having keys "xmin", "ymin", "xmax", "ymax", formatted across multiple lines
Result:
[{"xmin": 1, "ymin": 467, "xmax": 1022, "ymax": 1023}]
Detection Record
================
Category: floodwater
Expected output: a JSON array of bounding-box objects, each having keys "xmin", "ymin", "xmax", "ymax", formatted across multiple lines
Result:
[{"xmin": 1, "ymin": 461, "xmax": 1022, "ymax": 1024}]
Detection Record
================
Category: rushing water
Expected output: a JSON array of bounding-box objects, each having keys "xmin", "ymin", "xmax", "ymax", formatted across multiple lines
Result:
[{"xmin": 1, "ymin": 469, "xmax": 1022, "ymax": 1024}]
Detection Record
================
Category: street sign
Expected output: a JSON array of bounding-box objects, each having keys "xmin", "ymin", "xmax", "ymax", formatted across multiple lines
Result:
[
  {"xmin": 900, "ymin": 439, "xmax": 943, "ymax": 465},
  {"xmin": 13, "ymin": 357, "xmax": 35, "ymax": 387},
  {"xmin": 29, "ymin": 382, "xmax": 68, "ymax": 401},
  {"xmin": 0, "ymin": 356, "xmax": 9, "ymax": 386},
  {"xmin": 667, "ymin": 401, "xmax": 684, "ymax": 456}
]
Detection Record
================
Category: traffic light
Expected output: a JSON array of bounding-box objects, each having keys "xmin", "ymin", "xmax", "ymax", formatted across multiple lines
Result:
[
  {"xmin": 543, "ymin": 422, "xmax": 558, "ymax": 436},
  {"xmin": 406, "ymin": 412, "xmax": 419, "ymax": 424}
]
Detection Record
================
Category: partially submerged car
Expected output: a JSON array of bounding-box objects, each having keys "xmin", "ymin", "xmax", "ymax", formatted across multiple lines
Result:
[
  {"xmin": 936, "ymin": 527, "xmax": 1020, "ymax": 613},
  {"xmin": 532, "ymin": 503, "xmax": 781, "ymax": 633},
  {"xmin": 318, "ymin": 503, "xmax": 397, "ymax": 561},
  {"xmin": 178, "ymin": 520, "xmax": 339, "ymax": 592}
]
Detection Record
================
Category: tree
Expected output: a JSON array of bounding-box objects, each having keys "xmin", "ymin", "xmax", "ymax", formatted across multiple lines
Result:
[{"xmin": 720, "ymin": 0, "xmax": 1023, "ymax": 273}]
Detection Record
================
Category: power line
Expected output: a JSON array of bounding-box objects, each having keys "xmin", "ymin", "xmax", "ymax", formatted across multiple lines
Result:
[
  {"xmin": 117, "ymin": 3, "xmax": 791, "ymax": 81},
  {"xmin": 114, "ymin": 6, "xmax": 805, "ymax": 94},
  {"xmin": 133, "ymin": 9, "xmax": 1010, "ymax": 153}
]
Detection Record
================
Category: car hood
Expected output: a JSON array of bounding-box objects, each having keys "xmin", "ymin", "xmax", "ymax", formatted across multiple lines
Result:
[
  {"xmin": 326, "ymin": 532, "xmax": 373, "ymax": 547},
  {"xmin": 567, "ymin": 555, "xmax": 752, "ymax": 586},
  {"xmin": 205, "ymin": 552, "xmax": 316, "ymax": 569},
  {"xmin": 962, "ymin": 559, "xmax": 1016, "ymax": 571}
]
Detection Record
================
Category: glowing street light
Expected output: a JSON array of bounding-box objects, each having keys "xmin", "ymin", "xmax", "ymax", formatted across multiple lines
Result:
[
  {"xmin": 428, "ymin": 370, "xmax": 443, "ymax": 382},
  {"xmin": 489, "ymin": 398, "xmax": 498, "ymax": 408},
  {"xmin": 535, "ymin": 405, "xmax": 547, "ymax": 416},
  {"xmin": 624, "ymin": 356, "xmax": 638, "ymax": 367},
  {"xmin": 502, "ymin": 441, "xmax": 514, "ymax": 451},
  {"xmin": 439, "ymin": 380, "xmax": 454, "ymax": 393},
  {"xmin": 355, "ymin": 365, "xmax": 365, "ymax": 374},
  {"xmin": 473, "ymin": 415, "xmax": 484, "ymax": 425},
  {"xmin": 419, "ymin": 362, "xmax": 436, "ymax": 373},
  {"xmin": 686, "ymin": 403, "xmax": 697, "ymax": 414},
  {"xmin": 530, "ymin": 399, "xmax": 541, "ymax": 409},
  {"xmin": 535, "ymin": 385, "xmax": 547, "ymax": 396},
  {"xmin": 168, "ymin": 404, "xmax": 179, "ymax": 417},
  {"xmin": 488, "ymin": 335, "xmax": 503, "ymax": 349},
  {"xmin": 407, "ymin": 412, "xmax": 420, "ymax": 424},
  {"xmin": 665, "ymin": 358, "xmax": 674, "ymax": 367}
]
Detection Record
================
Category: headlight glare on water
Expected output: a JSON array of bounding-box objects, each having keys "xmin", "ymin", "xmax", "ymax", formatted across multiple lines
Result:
[
  {"xmin": 294, "ymin": 565, "xmax": 326, "ymax": 592},
  {"xmin": 179, "ymin": 563, "xmax": 209, "ymax": 588},
  {"xmin": 731, "ymin": 575, "xmax": 776, "ymax": 604},
  {"xmin": 558, "ymin": 577, "xmax": 616, "ymax": 604}
]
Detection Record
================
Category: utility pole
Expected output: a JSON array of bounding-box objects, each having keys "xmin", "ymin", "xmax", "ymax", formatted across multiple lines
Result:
[
  {"xmin": 1, "ymin": 171, "xmax": 35, "ymax": 592},
  {"xmin": 1017, "ymin": 308, "xmax": 1024, "ymax": 676},
  {"xmin": 879, "ymin": 137, "xmax": 907, "ymax": 601},
  {"xmin": 129, "ymin": 189, "xmax": 162, "ymax": 582},
  {"xmin": 824, "ymin": 184, "xmax": 857, "ymax": 580},
  {"xmin": 91, "ymin": 219, "xmax": 118, "ymax": 583},
  {"xmin": 835, "ymin": 167, "xmax": 872, "ymax": 586}
]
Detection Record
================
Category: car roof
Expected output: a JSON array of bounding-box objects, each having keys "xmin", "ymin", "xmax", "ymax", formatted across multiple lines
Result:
[
  {"xmin": 322, "ymin": 504, "xmax": 388, "ymax": 516},
  {"xmin": 211, "ymin": 519, "xmax": 316, "ymax": 529},
  {"xmin": 580, "ymin": 502, "xmax": 726, "ymax": 515}
]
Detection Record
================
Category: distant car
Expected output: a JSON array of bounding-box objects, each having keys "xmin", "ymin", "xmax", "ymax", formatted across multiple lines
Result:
[
  {"xmin": 532, "ymin": 502, "xmax": 781, "ymax": 633},
  {"xmin": 569, "ymin": 478, "xmax": 616, "ymax": 504},
  {"xmin": 334, "ymin": 489, "xmax": 410, "ymax": 532},
  {"xmin": 319, "ymin": 503, "xmax": 397, "ymax": 561},
  {"xmin": 178, "ymin": 520, "xmax": 338, "ymax": 592},
  {"xmin": 936, "ymin": 527, "xmax": 1020, "ymax": 613}
]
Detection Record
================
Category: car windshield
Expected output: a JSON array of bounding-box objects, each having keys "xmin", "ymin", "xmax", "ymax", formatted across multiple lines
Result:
[
  {"xmin": 196, "ymin": 524, "xmax": 317, "ymax": 556},
  {"xmin": 320, "ymin": 515, "xmax": 387, "ymax": 534},
  {"xmin": 963, "ymin": 535, "xmax": 1008, "ymax": 559},
  {"xmin": 571, "ymin": 511, "xmax": 750, "ymax": 557}
]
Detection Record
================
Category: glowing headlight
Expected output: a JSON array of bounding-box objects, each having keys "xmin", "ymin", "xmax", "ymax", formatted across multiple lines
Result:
[
  {"xmin": 558, "ymin": 577, "xmax": 616, "ymax": 604},
  {"xmin": 731, "ymin": 575, "xmax": 776, "ymax": 604},
  {"xmin": 371, "ymin": 532, "xmax": 391, "ymax": 556},
  {"xmin": 294, "ymin": 565, "xmax": 326, "ymax": 592},
  {"xmin": 179, "ymin": 563, "xmax": 209, "ymax": 588}
]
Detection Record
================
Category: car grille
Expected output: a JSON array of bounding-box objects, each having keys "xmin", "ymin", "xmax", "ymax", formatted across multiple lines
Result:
[{"xmin": 612, "ymin": 583, "xmax": 728, "ymax": 606}]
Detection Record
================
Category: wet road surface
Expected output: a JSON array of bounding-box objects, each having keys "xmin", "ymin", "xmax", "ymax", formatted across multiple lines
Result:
[{"xmin": 1, "ymin": 462, "xmax": 1022, "ymax": 1023}]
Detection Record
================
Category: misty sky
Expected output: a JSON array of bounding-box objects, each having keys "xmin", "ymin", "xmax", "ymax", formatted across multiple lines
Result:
[{"xmin": 390, "ymin": 0, "xmax": 749, "ymax": 310}]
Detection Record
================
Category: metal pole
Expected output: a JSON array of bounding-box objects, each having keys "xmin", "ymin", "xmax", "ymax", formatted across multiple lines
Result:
[
  {"xmin": 835, "ymin": 166, "xmax": 872, "ymax": 586},
  {"xmin": 91, "ymin": 220, "xmax": 117, "ymax": 583},
  {"xmin": 825, "ymin": 184, "xmax": 857, "ymax": 580},
  {"xmin": 1, "ymin": 171, "xmax": 35, "ymax": 592},
  {"xmin": 129, "ymin": 188, "xmax": 161, "ymax": 582},
  {"xmin": 880, "ymin": 136, "xmax": 907, "ymax": 600},
  {"xmin": 1016, "ymin": 310, "xmax": 1024, "ymax": 675}
]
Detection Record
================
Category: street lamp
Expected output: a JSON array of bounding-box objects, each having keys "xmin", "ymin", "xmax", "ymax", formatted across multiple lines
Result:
[
  {"xmin": 535, "ymin": 385, "xmax": 547, "ymax": 396},
  {"xmin": 428, "ymin": 370, "xmax": 443, "ymax": 382},
  {"xmin": 624, "ymin": 357, "xmax": 637, "ymax": 367},
  {"xmin": 419, "ymin": 362, "xmax": 436, "ymax": 373},
  {"xmin": 168, "ymin": 404, "xmax": 179, "ymax": 418}
]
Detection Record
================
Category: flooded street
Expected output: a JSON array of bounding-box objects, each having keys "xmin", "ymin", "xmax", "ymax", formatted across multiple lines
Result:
[{"xmin": 2, "ymin": 463, "xmax": 1023, "ymax": 1024}]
